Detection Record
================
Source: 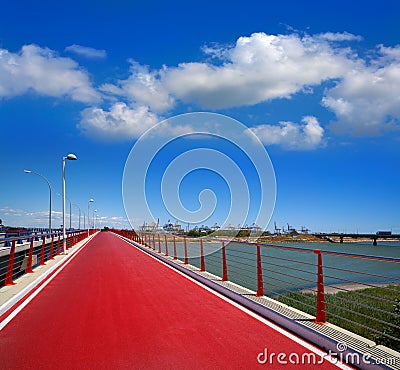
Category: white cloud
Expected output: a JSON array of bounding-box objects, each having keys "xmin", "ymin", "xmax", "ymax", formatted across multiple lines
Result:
[
  {"xmin": 316, "ymin": 32, "xmax": 363, "ymax": 42},
  {"xmin": 160, "ymin": 32, "xmax": 355, "ymax": 109},
  {"xmin": 323, "ymin": 45, "xmax": 400, "ymax": 135},
  {"xmin": 100, "ymin": 60, "xmax": 174, "ymax": 112},
  {"xmin": 0, "ymin": 206, "xmax": 128, "ymax": 228},
  {"xmin": 65, "ymin": 44, "xmax": 107, "ymax": 59},
  {"xmin": 4, "ymin": 33, "xmax": 398, "ymax": 146},
  {"xmin": 0, "ymin": 44, "xmax": 100, "ymax": 103},
  {"xmin": 96, "ymin": 216, "xmax": 130, "ymax": 229},
  {"xmin": 251, "ymin": 116, "xmax": 325, "ymax": 150},
  {"xmin": 78, "ymin": 102, "xmax": 161, "ymax": 140},
  {"xmin": 81, "ymin": 32, "xmax": 399, "ymax": 143}
]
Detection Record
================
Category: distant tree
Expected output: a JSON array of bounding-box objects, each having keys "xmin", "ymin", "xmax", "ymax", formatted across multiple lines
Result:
[
  {"xmin": 187, "ymin": 229, "xmax": 201, "ymax": 237},
  {"xmin": 236, "ymin": 230, "xmax": 250, "ymax": 237}
]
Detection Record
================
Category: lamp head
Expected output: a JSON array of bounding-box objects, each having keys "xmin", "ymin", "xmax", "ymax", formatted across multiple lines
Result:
[
  {"xmin": 23, "ymin": 169, "xmax": 32, "ymax": 173},
  {"xmin": 66, "ymin": 153, "xmax": 77, "ymax": 160},
  {"xmin": 89, "ymin": 199, "xmax": 94, "ymax": 203}
]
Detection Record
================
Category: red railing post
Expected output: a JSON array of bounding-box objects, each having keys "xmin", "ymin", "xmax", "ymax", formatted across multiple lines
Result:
[
  {"xmin": 184, "ymin": 236, "xmax": 188, "ymax": 264},
  {"xmin": 164, "ymin": 235, "xmax": 169, "ymax": 256},
  {"xmin": 40, "ymin": 235, "xmax": 46, "ymax": 265},
  {"xmin": 222, "ymin": 241, "xmax": 228, "ymax": 281},
  {"xmin": 152, "ymin": 234, "xmax": 156, "ymax": 250},
  {"xmin": 26, "ymin": 237, "xmax": 34, "ymax": 273},
  {"xmin": 49, "ymin": 234, "xmax": 55, "ymax": 260},
  {"xmin": 173, "ymin": 236, "xmax": 177, "ymax": 260},
  {"xmin": 256, "ymin": 243, "xmax": 264, "ymax": 297},
  {"xmin": 5, "ymin": 240, "xmax": 17, "ymax": 286},
  {"xmin": 314, "ymin": 249, "xmax": 326, "ymax": 324},
  {"xmin": 158, "ymin": 234, "xmax": 161, "ymax": 253},
  {"xmin": 200, "ymin": 239, "xmax": 205, "ymax": 272},
  {"xmin": 56, "ymin": 234, "xmax": 61, "ymax": 255}
]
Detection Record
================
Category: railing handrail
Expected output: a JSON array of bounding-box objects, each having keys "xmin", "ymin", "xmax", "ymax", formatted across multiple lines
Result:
[{"xmin": 138, "ymin": 232, "xmax": 400, "ymax": 264}]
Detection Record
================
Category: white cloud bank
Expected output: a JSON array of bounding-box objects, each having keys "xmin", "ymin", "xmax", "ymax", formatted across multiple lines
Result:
[
  {"xmin": 251, "ymin": 116, "xmax": 325, "ymax": 150},
  {"xmin": 91, "ymin": 31, "xmax": 399, "ymax": 145},
  {"xmin": 2, "ymin": 32, "xmax": 400, "ymax": 149},
  {"xmin": 161, "ymin": 32, "xmax": 356, "ymax": 109},
  {"xmin": 81, "ymin": 31, "xmax": 361, "ymax": 145},
  {"xmin": 78, "ymin": 102, "xmax": 160, "ymax": 140},
  {"xmin": 0, "ymin": 206, "xmax": 128, "ymax": 229},
  {"xmin": 323, "ymin": 45, "xmax": 400, "ymax": 135},
  {"xmin": 65, "ymin": 44, "xmax": 107, "ymax": 59},
  {"xmin": 0, "ymin": 44, "xmax": 100, "ymax": 103},
  {"xmin": 100, "ymin": 61, "xmax": 174, "ymax": 112}
]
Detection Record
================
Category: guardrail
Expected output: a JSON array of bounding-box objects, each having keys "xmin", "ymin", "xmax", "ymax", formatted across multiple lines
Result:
[
  {"xmin": 114, "ymin": 230, "xmax": 400, "ymax": 351},
  {"xmin": 0, "ymin": 230, "xmax": 96, "ymax": 287},
  {"xmin": 0, "ymin": 229, "xmax": 63, "ymax": 247}
]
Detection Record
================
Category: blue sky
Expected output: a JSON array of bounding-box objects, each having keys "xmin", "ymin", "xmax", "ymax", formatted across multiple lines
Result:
[{"xmin": 1, "ymin": 0, "xmax": 399, "ymax": 233}]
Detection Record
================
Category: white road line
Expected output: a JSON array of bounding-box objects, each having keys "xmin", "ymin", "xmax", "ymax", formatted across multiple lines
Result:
[{"xmin": 0, "ymin": 236, "xmax": 94, "ymax": 331}]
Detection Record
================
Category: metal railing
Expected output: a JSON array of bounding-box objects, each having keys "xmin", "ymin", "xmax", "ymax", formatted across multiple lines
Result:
[
  {"xmin": 0, "ymin": 230, "xmax": 95, "ymax": 287},
  {"xmin": 114, "ymin": 230, "xmax": 400, "ymax": 351},
  {"xmin": 0, "ymin": 229, "xmax": 62, "ymax": 247}
]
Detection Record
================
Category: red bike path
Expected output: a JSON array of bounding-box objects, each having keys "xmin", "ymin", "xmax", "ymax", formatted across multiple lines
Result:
[{"xmin": 0, "ymin": 232, "xmax": 348, "ymax": 369}]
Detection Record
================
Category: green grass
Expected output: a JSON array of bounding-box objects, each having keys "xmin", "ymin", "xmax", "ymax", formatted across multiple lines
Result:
[{"xmin": 275, "ymin": 285, "xmax": 400, "ymax": 351}]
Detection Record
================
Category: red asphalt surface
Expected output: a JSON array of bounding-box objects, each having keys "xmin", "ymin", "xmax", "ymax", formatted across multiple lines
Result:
[{"xmin": 0, "ymin": 232, "xmax": 344, "ymax": 369}]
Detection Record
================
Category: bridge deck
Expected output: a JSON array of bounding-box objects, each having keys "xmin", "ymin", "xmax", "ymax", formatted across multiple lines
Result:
[{"xmin": 0, "ymin": 232, "xmax": 347, "ymax": 369}]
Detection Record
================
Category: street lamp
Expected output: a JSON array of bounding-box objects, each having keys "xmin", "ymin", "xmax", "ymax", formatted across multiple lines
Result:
[
  {"xmin": 88, "ymin": 199, "xmax": 94, "ymax": 236},
  {"xmin": 24, "ymin": 170, "xmax": 52, "ymax": 235},
  {"xmin": 62, "ymin": 153, "xmax": 77, "ymax": 253}
]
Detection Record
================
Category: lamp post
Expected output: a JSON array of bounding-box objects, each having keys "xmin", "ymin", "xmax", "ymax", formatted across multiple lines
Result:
[
  {"xmin": 88, "ymin": 199, "xmax": 94, "ymax": 236},
  {"xmin": 64, "ymin": 197, "xmax": 72, "ymax": 230},
  {"xmin": 73, "ymin": 204, "xmax": 81, "ymax": 229},
  {"xmin": 57, "ymin": 193, "xmax": 77, "ymax": 230},
  {"xmin": 62, "ymin": 153, "xmax": 77, "ymax": 253},
  {"xmin": 93, "ymin": 209, "xmax": 97, "ymax": 229},
  {"xmin": 24, "ymin": 170, "xmax": 52, "ymax": 235}
]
